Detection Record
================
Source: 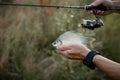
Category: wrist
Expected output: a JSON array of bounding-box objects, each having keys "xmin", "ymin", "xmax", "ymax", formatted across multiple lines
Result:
[
  {"xmin": 92, "ymin": 54, "xmax": 101, "ymax": 63},
  {"xmin": 81, "ymin": 48, "xmax": 91, "ymax": 60},
  {"xmin": 83, "ymin": 50, "xmax": 99, "ymax": 69}
]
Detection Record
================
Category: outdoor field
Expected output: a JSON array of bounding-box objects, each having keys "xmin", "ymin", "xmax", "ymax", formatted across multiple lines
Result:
[{"xmin": 0, "ymin": 0, "xmax": 120, "ymax": 80}]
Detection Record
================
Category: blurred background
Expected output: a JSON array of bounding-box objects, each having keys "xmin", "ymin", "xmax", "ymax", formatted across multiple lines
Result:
[{"xmin": 0, "ymin": 0, "xmax": 120, "ymax": 80}]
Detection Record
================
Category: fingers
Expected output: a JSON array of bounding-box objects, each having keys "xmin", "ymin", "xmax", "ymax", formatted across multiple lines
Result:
[
  {"xmin": 57, "ymin": 50, "xmax": 71, "ymax": 58},
  {"xmin": 88, "ymin": 0, "xmax": 105, "ymax": 15},
  {"xmin": 56, "ymin": 43, "xmax": 76, "ymax": 51},
  {"xmin": 57, "ymin": 50, "xmax": 81, "ymax": 60},
  {"xmin": 89, "ymin": 9, "xmax": 110, "ymax": 16},
  {"xmin": 56, "ymin": 45, "xmax": 70, "ymax": 51},
  {"xmin": 57, "ymin": 49, "xmax": 74, "ymax": 56},
  {"xmin": 91, "ymin": 10, "xmax": 105, "ymax": 14},
  {"xmin": 57, "ymin": 49, "xmax": 68, "ymax": 55}
]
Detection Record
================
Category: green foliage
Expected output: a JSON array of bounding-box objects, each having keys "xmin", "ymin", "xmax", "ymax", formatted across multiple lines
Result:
[
  {"xmin": 95, "ymin": 14, "xmax": 120, "ymax": 62},
  {"xmin": 0, "ymin": 0, "xmax": 119, "ymax": 80},
  {"xmin": 0, "ymin": 0, "xmax": 14, "ymax": 3}
]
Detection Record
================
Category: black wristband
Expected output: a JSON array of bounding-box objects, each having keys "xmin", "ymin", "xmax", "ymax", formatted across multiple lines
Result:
[{"xmin": 83, "ymin": 50, "xmax": 99, "ymax": 69}]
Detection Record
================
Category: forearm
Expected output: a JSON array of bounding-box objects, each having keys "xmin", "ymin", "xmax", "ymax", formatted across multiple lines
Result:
[
  {"xmin": 93, "ymin": 55, "xmax": 120, "ymax": 80},
  {"xmin": 112, "ymin": 1, "xmax": 120, "ymax": 13}
]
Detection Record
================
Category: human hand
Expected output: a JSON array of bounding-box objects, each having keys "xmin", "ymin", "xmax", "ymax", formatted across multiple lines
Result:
[
  {"xmin": 89, "ymin": 0, "xmax": 113, "ymax": 16},
  {"xmin": 56, "ymin": 43, "xmax": 91, "ymax": 60}
]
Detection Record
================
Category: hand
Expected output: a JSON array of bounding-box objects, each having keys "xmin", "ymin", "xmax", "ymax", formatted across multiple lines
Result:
[
  {"xmin": 89, "ymin": 0, "xmax": 113, "ymax": 16},
  {"xmin": 56, "ymin": 43, "xmax": 91, "ymax": 60}
]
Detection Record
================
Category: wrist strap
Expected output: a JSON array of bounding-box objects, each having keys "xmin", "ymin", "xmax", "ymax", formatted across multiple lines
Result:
[{"xmin": 83, "ymin": 50, "xmax": 99, "ymax": 69}]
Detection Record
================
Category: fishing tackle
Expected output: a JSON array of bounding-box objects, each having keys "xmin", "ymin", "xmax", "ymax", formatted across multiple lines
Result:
[
  {"xmin": 81, "ymin": 17, "xmax": 104, "ymax": 30},
  {"xmin": 0, "ymin": 3, "xmax": 111, "ymax": 10},
  {"xmin": 81, "ymin": 9, "xmax": 104, "ymax": 30},
  {"xmin": 0, "ymin": 3, "xmax": 119, "ymax": 30}
]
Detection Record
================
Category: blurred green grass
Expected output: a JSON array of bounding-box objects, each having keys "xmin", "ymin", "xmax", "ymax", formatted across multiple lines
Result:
[{"xmin": 0, "ymin": 0, "xmax": 119, "ymax": 80}]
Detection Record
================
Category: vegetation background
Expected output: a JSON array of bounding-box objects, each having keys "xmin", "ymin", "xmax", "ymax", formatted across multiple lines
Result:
[{"xmin": 0, "ymin": 0, "xmax": 120, "ymax": 80}]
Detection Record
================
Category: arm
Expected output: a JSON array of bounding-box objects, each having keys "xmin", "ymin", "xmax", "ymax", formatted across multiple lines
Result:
[
  {"xmin": 56, "ymin": 43, "xmax": 120, "ymax": 80},
  {"xmin": 93, "ymin": 55, "xmax": 120, "ymax": 80}
]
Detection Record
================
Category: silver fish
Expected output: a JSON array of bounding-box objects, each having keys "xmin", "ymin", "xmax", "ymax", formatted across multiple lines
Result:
[{"xmin": 52, "ymin": 31, "xmax": 94, "ymax": 48}]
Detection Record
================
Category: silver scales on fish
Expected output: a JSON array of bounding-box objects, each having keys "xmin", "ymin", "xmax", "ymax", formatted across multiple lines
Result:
[{"xmin": 52, "ymin": 31, "xmax": 95, "ymax": 48}]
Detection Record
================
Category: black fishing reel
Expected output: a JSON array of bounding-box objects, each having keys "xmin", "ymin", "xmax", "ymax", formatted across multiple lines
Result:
[
  {"xmin": 81, "ymin": 9, "xmax": 104, "ymax": 30},
  {"xmin": 81, "ymin": 17, "xmax": 104, "ymax": 30}
]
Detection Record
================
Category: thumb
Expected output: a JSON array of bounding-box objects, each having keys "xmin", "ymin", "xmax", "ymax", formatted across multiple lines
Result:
[
  {"xmin": 90, "ymin": 0, "xmax": 102, "ymax": 6},
  {"xmin": 56, "ymin": 45, "xmax": 70, "ymax": 51}
]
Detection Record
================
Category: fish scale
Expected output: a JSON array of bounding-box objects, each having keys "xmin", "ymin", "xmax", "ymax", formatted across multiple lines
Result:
[{"xmin": 52, "ymin": 31, "xmax": 90, "ymax": 47}]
